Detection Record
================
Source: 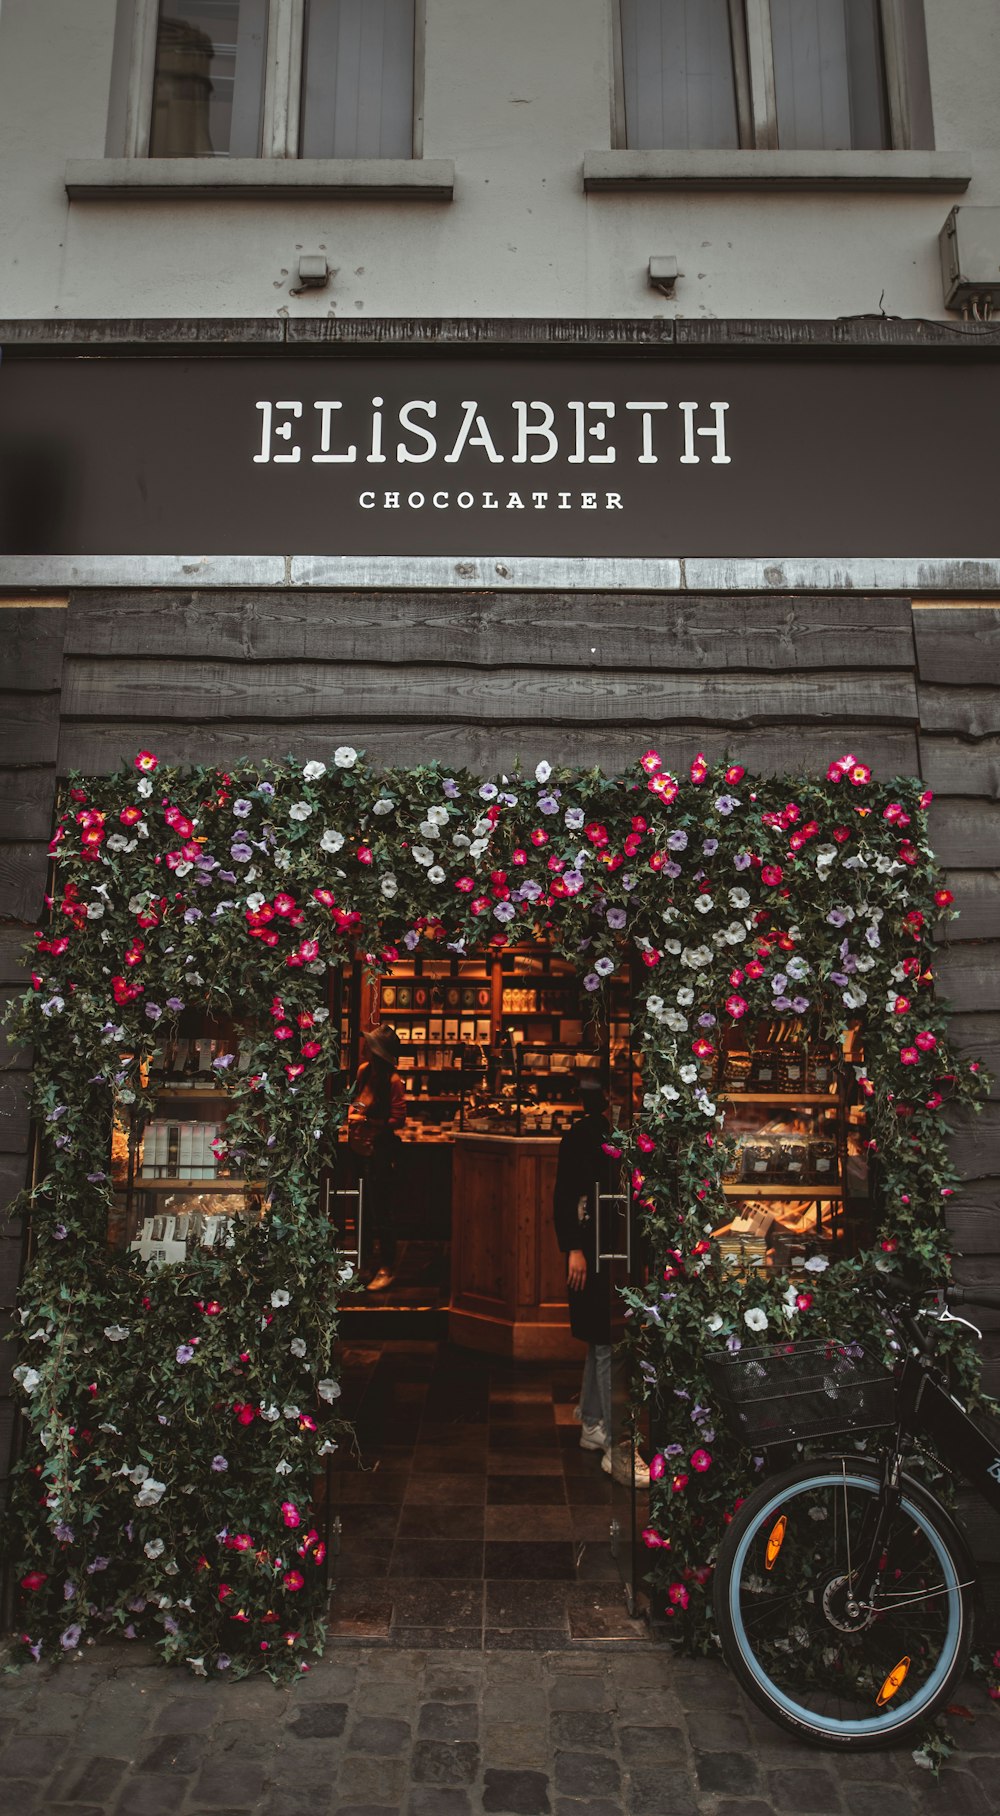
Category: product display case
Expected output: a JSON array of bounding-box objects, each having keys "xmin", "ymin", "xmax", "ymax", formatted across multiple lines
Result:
[
  {"xmin": 710, "ymin": 1020, "xmax": 870, "ymax": 1275},
  {"xmin": 110, "ymin": 1016, "xmax": 266, "ymax": 1265}
]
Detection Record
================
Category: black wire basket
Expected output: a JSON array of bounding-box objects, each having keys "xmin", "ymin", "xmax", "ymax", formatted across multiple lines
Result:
[{"xmin": 705, "ymin": 1338, "xmax": 896, "ymax": 1446}]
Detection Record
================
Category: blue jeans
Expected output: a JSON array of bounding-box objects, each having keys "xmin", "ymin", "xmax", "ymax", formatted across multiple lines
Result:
[{"xmin": 579, "ymin": 1343, "xmax": 612, "ymax": 1440}]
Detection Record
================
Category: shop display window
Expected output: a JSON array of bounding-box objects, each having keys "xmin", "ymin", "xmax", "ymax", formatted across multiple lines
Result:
[
  {"xmin": 710, "ymin": 1019, "xmax": 870, "ymax": 1276},
  {"xmin": 109, "ymin": 1013, "xmax": 265, "ymax": 1265}
]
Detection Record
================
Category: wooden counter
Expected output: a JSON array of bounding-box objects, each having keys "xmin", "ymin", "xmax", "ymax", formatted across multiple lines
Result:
[{"xmin": 449, "ymin": 1134, "xmax": 579, "ymax": 1360}]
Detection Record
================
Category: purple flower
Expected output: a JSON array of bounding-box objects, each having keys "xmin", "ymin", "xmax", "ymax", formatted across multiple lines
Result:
[
  {"xmin": 183, "ymin": 907, "xmax": 202, "ymax": 924},
  {"xmin": 725, "ymin": 1335, "xmax": 742, "ymax": 1353},
  {"xmin": 663, "ymin": 861, "xmax": 682, "ymax": 881},
  {"xmin": 443, "ymin": 779, "xmax": 460, "ymax": 799},
  {"xmin": 715, "ymin": 796, "xmax": 739, "ymax": 816},
  {"xmin": 622, "ymin": 873, "xmax": 637, "ymax": 891},
  {"xmin": 216, "ymin": 1654, "xmax": 232, "ymax": 1671},
  {"xmin": 212, "ymin": 1054, "xmax": 235, "ymax": 1070},
  {"xmin": 53, "ymin": 1223, "xmax": 68, "ymax": 1239},
  {"xmin": 63, "ymin": 1581, "xmax": 76, "ymax": 1601},
  {"xmin": 583, "ymin": 972, "xmax": 601, "ymax": 992},
  {"xmin": 86, "ymin": 1558, "xmax": 110, "ymax": 1574},
  {"xmin": 258, "ymin": 783, "xmax": 275, "ymax": 799},
  {"xmin": 46, "ymin": 1105, "xmax": 67, "ymax": 1123},
  {"xmin": 866, "ymin": 926, "xmax": 881, "ymax": 948},
  {"xmin": 773, "ymin": 995, "xmax": 793, "ymax": 1011},
  {"xmin": 562, "ymin": 870, "xmax": 584, "ymax": 894},
  {"xmin": 87, "ymin": 1169, "xmax": 108, "ymax": 1183},
  {"xmin": 666, "ymin": 830, "xmax": 688, "ymax": 851},
  {"xmin": 54, "ymin": 1523, "xmax": 74, "ymax": 1543},
  {"xmin": 478, "ymin": 783, "xmax": 498, "ymax": 801},
  {"xmin": 403, "ymin": 929, "xmax": 420, "ymax": 951},
  {"xmin": 519, "ymin": 880, "xmax": 543, "ymax": 902},
  {"xmin": 791, "ymin": 996, "xmax": 810, "ymax": 1014},
  {"xmin": 175, "ymin": 1344, "xmax": 196, "ymax": 1365},
  {"xmin": 166, "ymin": 998, "xmax": 185, "ymax": 1013},
  {"xmin": 60, "ymin": 1624, "xmax": 82, "ymax": 1651},
  {"xmin": 827, "ymin": 909, "xmax": 847, "ymax": 927},
  {"xmin": 162, "ymin": 1617, "xmax": 179, "ymax": 1635},
  {"xmin": 607, "ymin": 908, "xmax": 627, "ymax": 929},
  {"xmin": 230, "ymin": 844, "xmax": 252, "ymax": 864},
  {"xmin": 217, "ymin": 871, "xmax": 238, "ymax": 885},
  {"xmin": 830, "ymin": 971, "xmax": 848, "ymax": 987},
  {"xmin": 703, "ymin": 838, "xmax": 719, "ymax": 855},
  {"xmin": 211, "ymin": 1455, "xmax": 229, "ymax": 1472},
  {"xmin": 734, "ymin": 852, "xmax": 752, "ymax": 871},
  {"xmin": 144, "ymin": 1003, "xmax": 162, "ymax": 1023},
  {"xmin": 493, "ymin": 901, "xmax": 516, "ymax": 923},
  {"xmin": 538, "ymin": 795, "xmax": 559, "ymax": 815},
  {"xmin": 771, "ymin": 974, "xmax": 788, "ymax": 994},
  {"xmin": 233, "ymin": 799, "xmax": 252, "ymax": 817},
  {"xmin": 54, "ymin": 1134, "xmax": 71, "ymax": 1150},
  {"xmin": 697, "ymin": 1013, "xmax": 717, "ymax": 1028}
]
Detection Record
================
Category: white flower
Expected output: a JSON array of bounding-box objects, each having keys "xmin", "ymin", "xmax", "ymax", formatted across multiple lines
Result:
[
  {"xmin": 595, "ymin": 956, "xmax": 615, "ymax": 976},
  {"xmin": 428, "ymin": 866, "xmax": 446, "ymax": 885},
  {"xmin": 334, "ymin": 746, "xmax": 357, "ymax": 768},
  {"xmin": 283, "ymin": 1405, "xmax": 300, "ymax": 1420},
  {"xmin": 373, "ymin": 797, "xmax": 395, "ymax": 815},
  {"xmin": 728, "ymin": 887, "xmax": 750, "ymax": 910},
  {"xmin": 843, "ymin": 988, "xmax": 868, "ymax": 1009},
  {"xmin": 320, "ymin": 828, "xmax": 344, "ymax": 854},
  {"xmin": 337, "ymin": 1263, "xmax": 354, "ymax": 1284},
  {"xmin": 318, "ymin": 1439, "xmax": 339, "ymax": 1457},
  {"xmin": 744, "ymin": 1308, "xmax": 769, "ymax": 1333},
  {"xmin": 705, "ymin": 1313, "xmax": 724, "ymax": 1333},
  {"xmin": 426, "ymin": 804, "xmax": 449, "ymax": 827},
  {"xmin": 246, "ymin": 892, "xmax": 266, "ymax": 911},
  {"xmin": 411, "ymin": 845, "xmax": 434, "ymax": 866},
  {"xmin": 565, "ymin": 807, "xmax": 585, "ymax": 831},
  {"xmin": 418, "ymin": 820, "xmax": 441, "ymax": 840},
  {"xmin": 664, "ymin": 1010, "xmax": 688, "ymax": 1033},
  {"xmin": 535, "ymin": 760, "xmax": 552, "ymax": 784},
  {"xmin": 679, "ymin": 1064, "xmax": 699, "ymax": 1084},
  {"xmin": 144, "ymin": 1538, "xmax": 165, "ymax": 1559},
  {"xmin": 273, "ymin": 849, "xmax": 291, "ymax": 870},
  {"xmin": 289, "ymin": 1337, "xmax": 307, "ymax": 1359},
  {"xmin": 699, "ymin": 1099, "xmax": 717, "ymax": 1117},
  {"xmin": 137, "ymin": 775, "xmax": 153, "ymax": 798},
  {"xmin": 289, "ymin": 801, "xmax": 313, "ymax": 821},
  {"xmin": 104, "ymin": 1325, "xmax": 131, "ymax": 1343},
  {"xmin": 723, "ymin": 922, "xmax": 747, "ymax": 945},
  {"xmin": 854, "ymin": 955, "xmax": 875, "ymax": 973},
  {"xmin": 380, "ymin": 875, "xmax": 398, "ymax": 899},
  {"xmin": 786, "ymin": 957, "xmax": 809, "ymax": 980},
  {"xmin": 452, "ymin": 832, "xmax": 471, "ymax": 850},
  {"xmin": 270, "ymin": 1289, "xmax": 290, "ymax": 1308},
  {"xmin": 662, "ymin": 938, "xmax": 682, "ymax": 955},
  {"xmin": 302, "ymin": 761, "xmax": 326, "ymax": 781},
  {"xmin": 659, "ymin": 1084, "xmax": 679, "ymax": 1102},
  {"xmin": 187, "ymin": 1656, "xmax": 207, "ymax": 1676},
  {"xmin": 317, "ymin": 1378, "xmax": 342, "ymax": 1402},
  {"xmin": 803, "ymin": 1254, "xmax": 829, "ymax": 1273},
  {"xmin": 275, "ymin": 1459, "xmax": 293, "ymax": 1476},
  {"xmin": 645, "ymin": 995, "xmax": 664, "ymax": 1015},
  {"xmin": 86, "ymin": 901, "xmax": 106, "ymax": 918},
  {"xmin": 468, "ymin": 839, "xmax": 489, "ymax": 859},
  {"xmin": 694, "ymin": 895, "xmax": 713, "ymax": 914},
  {"xmin": 135, "ymin": 1478, "xmax": 166, "ymax": 1507},
  {"xmin": 676, "ymin": 987, "xmax": 694, "ymax": 1007},
  {"xmin": 14, "ymin": 1366, "xmax": 40, "ymax": 1394}
]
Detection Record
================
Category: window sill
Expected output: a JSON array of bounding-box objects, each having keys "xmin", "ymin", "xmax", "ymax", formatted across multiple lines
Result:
[
  {"xmin": 582, "ymin": 149, "xmax": 972, "ymax": 194},
  {"xmin": 65, "ymin": 157, "xmax": 455, "ymax": 202}
]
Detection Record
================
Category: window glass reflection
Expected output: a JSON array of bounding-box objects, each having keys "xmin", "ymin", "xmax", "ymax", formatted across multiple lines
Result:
[
  {"xmin": 620, "ymin": 0, "xmax": 740, "ymax": 151},
  {"xmin": 301, "ymin": 0, "xmax": 415, "ymax": 160},
  {"xmin": 770, "ymin": 0, "xmax": 889, "ymax": 150},
  {"xmin": 149, "ymin": 0, "xmax": 267, "ymax": 157}
]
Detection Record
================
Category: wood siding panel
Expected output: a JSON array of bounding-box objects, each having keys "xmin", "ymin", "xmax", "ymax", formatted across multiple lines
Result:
[
  {"xmin": 0, "ymin": 768, "xmax": 60, "ymax": 841},
  {"xmin": 58, "ymin": 720, "xmax": 921, "ymax": 781},
  {"xmin": 0, "ymin": 693, "xmax": 61, "ymax": 768},
  {"xmin": 935, "ymin": 872, "xmax": 1000, "ymax": 942},
  {"xmin": 913, "ymin": 608, "xmax": 1000, "ymax": 687},
  {"xmin": 0, "ymin": 843, "xmax": 49, "ymax": 922},
  {"xmin": 946, "ymin": 1106, "xmax": 1000, "ymax": 1181},
  {"xmin": 946, "ymin": 1013, "xmax": 1000, "ymax": 1097},
  {"xmin": 947, "ymin": 1207, "xmax": 1000, "ymax": 1254},
  {"xmin": 61, "ymin": 659, "xmax": 919, "ymax": 729},
  {"xmin": 919, "ymin": 686, "xmax": 1000, "ymax": 739},
  {"xmin": 64, "ymin": 592, "xmax": 915, "ymax": 673},
  {"xmin": 0, "ymin": 607, "xmax": 68, "ymax": 691},
  {"xmin": 920, "ymin": 736, "xmax": 1000, "ymax": 799},
  {"xmin": 0, "ymin": 1076, "xmax": 30, "ymax": 1156},
  {"xmin": 927, "ymin": 800, "xmax": 1000, "ymax": 869},
  {"xmin": 935, "ymin": 944, "xmax": 1000, "ymax": 1014}
]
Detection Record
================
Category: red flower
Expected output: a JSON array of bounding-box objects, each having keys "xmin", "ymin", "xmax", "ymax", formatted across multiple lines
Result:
[
  {"xmin": 760, "ymin": 865, "xmax": 783, "ymax": 887},
  {"xmin": 743, "ymin": 959, "xmax": 764, "ymax": 980},
  {"xmin": 934, "ymin": 889, "xmax": 954, "ymax": 908},
  {"xmin": 900, "ymin": 1047, "xmax": 920, "ymax": 1066},
  {"xmin": 691, "ymin": 1038, "xmax": 714, "ymax": 1059},
  {"xmin": 689, "ymin": 753, "xmax": 708, "ymax": 784},
  {"xmin": 285, "ymin": 1063, "xmax": 305, "ymax": 1081},
  {"xmin": 234, "ymin": 1402, "xmax": 256, "ymax": 1425},
  {"xmin": 584, "ymin": 822, "xmax": 609, "ymax": 848},
  {"xmin": 601, "ymin": 1140, "xmax": 622, "ymax": 1159},
  {"xmin": 667, "ymin": 1582, "xmax": 690, "ymax": 1609},
  {"xmin": 281, "ymin": 1502, "xmax": 300, "ymax": 1528},
  {"xmin": 640, "ymin": 948, "xmax": 661, "ymax": 968},
  {"xmin": 20, "ymin": 1572, "xmax": 47, "ymax": 1591},
  {"xmin": 511, "ymin": 848, "xmax": 527, "ymax": 866},
  {"xmin": 848, "ymin": 762, "xmax": 871, "ymax": 786},
  {"xmin": 647, "ymin": 774, "xmax": 678, "ymax": 802},
  {"xmin": 671, "ymin": 1474, "xmax": 690, "ymax": 1494},
  {"xmin": 648, "ymin": 1454, "xmax": 667, "ymax": 1481},
  {"xmin": 357, "ymin": 845, "xmax": 373, "ymax": 865},
  {"xmin": 795, "ymin": 1291, "xmax": 814, "ymax": 1311},
  {"xmin": 300, "ymin": 1040, "xmax": 322, "ymax": 1059},
  {"xmin": 641, "ymin": 1528, "xmax": 666, "ymax": 1549},
  {"xmin": 119, "ymin": 805, "xmax": 143, "ymax": 826},
  {"xmin": 915, "ymin": 1031, "xmax": 937, "ymax": 1053},
  {"xmin": 898, "ymin": 841, "xmax": 918, "ymax": 867},
  {"xmin": 134, "ymin": 751, "xmax": 158, "ymax": 772},
  {"xmin": 636, "ymin": 1132, "xmax": 656, "ymax": 1154},
  {"xmin": 919, "ymin": 788, "xmax": 934, "ymax": 808},
  {"xmin": 640, "ymin": 749, "xmax": 662, "ymax": 776},
  {"xmin": 312, "ymin": 888, "xmax": 336, "ymax": 908},
  {"xmin": 831, "ymin": 825, "xmax": 851, "ymax": 843},
  {"xmin": 690, "ymin": 1449, "xmax": 712, "ymax": 1473},
  {"xmin": 274, "ymin": 1024, "xmax": 294, "ymax": 1042},
  {"xmin": 724, "ymin": 764, "xmax": 745, "ymax": 785},
  {"xmin": 455, "ymin": 876, "xmax": 475, "ymax": 892},
  {"xmin": 530, "ymin": 829, "xmax": 548, "ymax": 847},
  {"xmin": 273, "ymin": 893, "xmax": 297, "ymax": 917},
  {"xmin": 892, "ymin": 996, "xmax": 910, "ymax": 1015},
  {"xmin": 724, "ymin": 994, "xmax": 747, "ymax": 1020},
  {"xmin": 283, "ymin": 1570, "xmax": 305, "ymax": 1592}
]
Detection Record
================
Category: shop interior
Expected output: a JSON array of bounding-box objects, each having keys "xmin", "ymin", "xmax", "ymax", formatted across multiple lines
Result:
[{"xmin": 108, "ymin": 945, "xmax": 871, "ymax": 1640}]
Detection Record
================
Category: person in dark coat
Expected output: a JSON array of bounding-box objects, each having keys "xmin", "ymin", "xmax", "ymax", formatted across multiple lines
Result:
[{"xmin": 553, "ymin": 1080, "xmax": 613, "ymax": 1458}]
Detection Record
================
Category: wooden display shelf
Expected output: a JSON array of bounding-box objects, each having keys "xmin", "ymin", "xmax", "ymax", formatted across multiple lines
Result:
[
  {"xmin": 719, "ymin": 1092, "xmax": 839, "ymax": 1105},
  {"xmin": 134, "ymin": 1176, "xmax": 262, "ymax": 1192},
  {"xmin": 722, "ymin": 1182, "xmax": 843, "ymax": 1198},
  {"xmin": 147, "ymin": 1085, "xmax": 235, "ymax": 1101}
]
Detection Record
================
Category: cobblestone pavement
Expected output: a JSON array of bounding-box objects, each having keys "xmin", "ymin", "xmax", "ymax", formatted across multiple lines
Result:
[{"xmin": 1, "ymin": 1640, "xmax": 998, "ymax": 1816}]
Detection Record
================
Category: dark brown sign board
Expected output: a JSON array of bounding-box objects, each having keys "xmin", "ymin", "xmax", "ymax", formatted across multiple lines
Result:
[{"xmin": 0, "ymin": 353, "xmax": 997, "ymax": 558}]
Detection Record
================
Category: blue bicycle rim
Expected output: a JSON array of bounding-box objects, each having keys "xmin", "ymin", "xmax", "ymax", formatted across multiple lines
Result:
[{"xmin": 728, "ymin": 1469, "xmax": 963, "ymax": 1738}]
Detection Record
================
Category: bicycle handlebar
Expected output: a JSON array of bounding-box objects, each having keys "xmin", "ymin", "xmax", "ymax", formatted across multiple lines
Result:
[{"xmin": 947, "ymin": 1283, "xmax": 1000, "ymax": 1313}]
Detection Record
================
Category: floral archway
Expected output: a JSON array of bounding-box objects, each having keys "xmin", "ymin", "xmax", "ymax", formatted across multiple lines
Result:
[{"xmin": 5, "ymin": 744, "xmax": 987, "ymax": 1678}]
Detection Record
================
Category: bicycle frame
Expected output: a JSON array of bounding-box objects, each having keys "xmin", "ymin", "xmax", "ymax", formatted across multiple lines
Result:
[{"xmin": 896, "ymin": 1351, "xmax": 1000, "ymax": 1518}]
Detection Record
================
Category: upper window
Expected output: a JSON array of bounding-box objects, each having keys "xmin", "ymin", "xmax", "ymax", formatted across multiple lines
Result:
[
  {"xmin": 616, "ymin": 0, "xmax": 934, "ymax": 151},
  {"xmin": 121, "ymin": 0, "xmax": 418, "ymax": 159}
]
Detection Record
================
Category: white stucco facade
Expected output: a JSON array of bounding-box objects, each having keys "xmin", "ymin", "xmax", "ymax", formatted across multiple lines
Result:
[{"xmin": 0, "ymin": 0, "xmax": 997, "ymax": 323}]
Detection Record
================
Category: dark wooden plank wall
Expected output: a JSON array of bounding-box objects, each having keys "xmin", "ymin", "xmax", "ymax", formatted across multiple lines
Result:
[
  {"xmin": 917, "ymin": 607, "xmax": 1000, "ymax": 1395},
  {"xmin": 0, "ymin": 603, "xmax": 67, "ymax": 1506}
]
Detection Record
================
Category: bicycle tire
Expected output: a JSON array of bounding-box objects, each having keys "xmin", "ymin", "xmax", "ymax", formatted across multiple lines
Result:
[{"xmin": 713, "ymin": 1456, "xmax": 975, "ymax": 1749}]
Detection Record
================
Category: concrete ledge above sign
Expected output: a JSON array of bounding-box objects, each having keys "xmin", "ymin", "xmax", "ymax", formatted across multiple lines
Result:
[
  {"xmin": 583, "ymin": 149, "xmax": 973, "ymax": 194},
  {"xmin": 65, "ymin": 158, "xmax": 456, "ymax": 203}
]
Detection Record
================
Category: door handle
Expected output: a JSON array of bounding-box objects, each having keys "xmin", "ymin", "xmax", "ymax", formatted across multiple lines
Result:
[
  {"xmin": 597, "ymin": 1190, "xmax": 629, "ymax": 1264},
  {"xmin": 326, "ymin": 1175, "xmax": 364, "ymax": 1262}
]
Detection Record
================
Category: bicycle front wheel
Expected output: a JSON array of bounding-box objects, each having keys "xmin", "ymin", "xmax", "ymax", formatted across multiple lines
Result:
[{"xmin": 714, "ymin": 1458, "xmax": 974, "ymax": 1748}]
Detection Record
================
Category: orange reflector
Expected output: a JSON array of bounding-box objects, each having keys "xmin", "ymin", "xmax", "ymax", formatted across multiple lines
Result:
[
  {"xmin": 876, "ymin": 1657, "xmax": 911, "ymax": 1706},
  {"xmin": 765, "ymin": 1516, "xmax": 787, "ymax": 1572}
]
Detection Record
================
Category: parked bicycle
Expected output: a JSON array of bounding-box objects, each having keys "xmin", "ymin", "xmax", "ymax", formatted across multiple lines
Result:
[{"xmin": 706, "ymin": 1275, "xmax": 1000, "ymax": 1748}]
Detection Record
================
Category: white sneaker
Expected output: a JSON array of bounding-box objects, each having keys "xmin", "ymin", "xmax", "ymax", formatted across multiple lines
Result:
[
  {"xmin": 601, "ymin": 1444, "xmax": 651, "ymax": 1488},
  {"xmin": 579, "ymin": 1420, "xmax": 608, "ymax": 1452}
]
